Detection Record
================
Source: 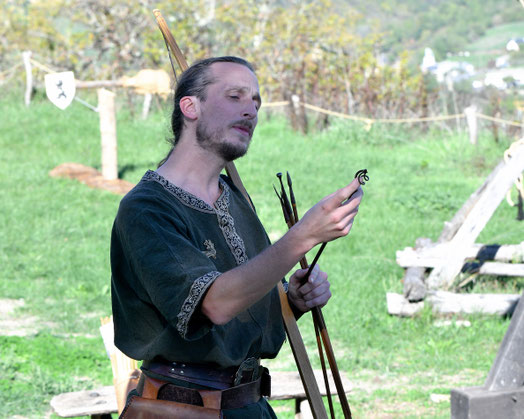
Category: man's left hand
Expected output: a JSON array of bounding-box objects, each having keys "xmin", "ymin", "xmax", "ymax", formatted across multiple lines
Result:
[{"xmin": 287, "ymin": 265, "xmax": 331, "ymax": 313}]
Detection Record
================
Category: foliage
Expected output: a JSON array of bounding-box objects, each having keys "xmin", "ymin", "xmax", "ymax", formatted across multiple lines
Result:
[
  {"xmin": 342, "ymin": 0, "xmax": 524, "ymax": 60},
  {"xmin": 2, "ymin": 0, "xmax": 426, "ymax": 122},
  {"xmin": 0, "ymin": 90, "xmax": 522, "ymax": 417}
]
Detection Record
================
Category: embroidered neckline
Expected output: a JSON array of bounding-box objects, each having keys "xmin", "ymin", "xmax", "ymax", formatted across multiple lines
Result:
[
  {"xmin": 142, "ymin": 170, "xmax": 248, "ymax": 265},
  {"xmin": 142, "ymin": 170, "xmax": 229, "ymax": 214}
]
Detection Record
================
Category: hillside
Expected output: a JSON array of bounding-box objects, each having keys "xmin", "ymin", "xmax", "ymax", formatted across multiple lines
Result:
[{"xmin": 334, "ymin": 0, "xmax": 524, "ymax": 63}]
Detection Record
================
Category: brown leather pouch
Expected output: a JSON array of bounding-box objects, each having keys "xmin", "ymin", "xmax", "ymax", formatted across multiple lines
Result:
[
  {"xmin": 119, "ymin": 375, "xmax": 221, "ymax": 419},
  {"xmin": 120, "ymin": 396, "xmax": 221, "ymax": 419}
]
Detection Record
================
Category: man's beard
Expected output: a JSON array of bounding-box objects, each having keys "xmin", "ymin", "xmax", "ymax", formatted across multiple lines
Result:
[{"xmin": 196, "ymin": 120, "xmax": 250, "ymax": 162}]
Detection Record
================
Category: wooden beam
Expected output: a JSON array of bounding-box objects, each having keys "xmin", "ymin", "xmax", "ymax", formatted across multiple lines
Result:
[
  {"xmin": 76, "ymin": 80, "xmax": 125, "ymax": 89},
  {"xmin": 427, "ymin": 291, "xmax": 520, "ymax": 316},
  {"xmin": 386, "ymin": 293, "xmax": 425, "ymax": 317},
  {"xmin": 397, "ymin": 242, "xmax": 524, "ymax": 268},
  {"xmin": 427, "ymin": 144, "xmax": 524, "ymax": 290},
  {"xmin": 438, "ymin": 161, "xmax": 506, "ymax": 243},
  {"xmin": 387, "ymin": 292, "xmax": 520, "ymax": 317},
  {"xmin": 474, "ymin": 262, "xmax": 524, "ymax": 277}
]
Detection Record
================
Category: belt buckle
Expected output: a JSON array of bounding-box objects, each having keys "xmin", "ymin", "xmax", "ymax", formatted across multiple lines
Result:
[{"xmin": 233, "ymin": 357, "xmax": 259, "ymax": 386}]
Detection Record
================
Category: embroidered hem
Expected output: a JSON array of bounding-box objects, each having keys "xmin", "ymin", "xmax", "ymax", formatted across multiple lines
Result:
[{"xmin": 177, "ymin": 270, "xmax": 221, "ymax": 339}]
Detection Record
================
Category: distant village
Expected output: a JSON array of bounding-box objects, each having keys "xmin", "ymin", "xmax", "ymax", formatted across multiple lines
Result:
[{"xmin": 421, "ymin": 37, "xmax": 524, "ymax": 91}]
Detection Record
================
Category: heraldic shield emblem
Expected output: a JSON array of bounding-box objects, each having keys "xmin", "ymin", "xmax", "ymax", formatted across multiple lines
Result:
[{"xmin": 45, "ymin": 71, "xmax": 76, "ymax": 110}]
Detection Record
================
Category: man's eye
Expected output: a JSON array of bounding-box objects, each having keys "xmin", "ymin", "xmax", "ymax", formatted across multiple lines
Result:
[{"xmin": 229, "ymin": 95, "xmax": 239, "ymax": 100}]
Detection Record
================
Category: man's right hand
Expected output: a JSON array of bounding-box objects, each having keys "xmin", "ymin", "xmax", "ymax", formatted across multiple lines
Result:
[{"xmin": 293, "ymin": 177, "xmax": 364, "ymax": 250}]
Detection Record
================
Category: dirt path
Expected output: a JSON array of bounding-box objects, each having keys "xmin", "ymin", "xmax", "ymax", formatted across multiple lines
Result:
[{"xmin": 0, "ymin": 298, "xmax": 42, "ymax": 336}]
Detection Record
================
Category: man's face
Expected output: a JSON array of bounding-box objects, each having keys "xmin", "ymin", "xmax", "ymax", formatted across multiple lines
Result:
[{"xmin": 195, "ymin": 62, "xmax": 261, "ymax": 162}]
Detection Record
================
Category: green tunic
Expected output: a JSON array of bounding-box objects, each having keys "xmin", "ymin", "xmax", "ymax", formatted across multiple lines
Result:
[{"xmin": 111, "ymin": 170, "xmax": 286, "ymax": 368}]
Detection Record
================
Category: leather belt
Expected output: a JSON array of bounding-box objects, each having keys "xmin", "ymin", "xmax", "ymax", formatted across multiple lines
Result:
[
  {"xmin": 156, "ymin": 372, "xmax": 270, "ymax": 410},
  {"xmin": 142, "ymin": 358, "xmax": 261, "ymax": 390}
]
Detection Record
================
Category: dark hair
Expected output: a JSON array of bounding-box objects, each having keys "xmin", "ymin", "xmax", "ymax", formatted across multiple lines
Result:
[{"xmin": 159, "ymin": 56, "xmax": 255, "ymax": 166}]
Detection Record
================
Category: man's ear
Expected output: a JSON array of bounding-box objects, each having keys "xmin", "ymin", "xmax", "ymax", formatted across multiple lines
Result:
[{"xmin": 179, "ymin": 96, "xmax": 199, "ymax": 120}]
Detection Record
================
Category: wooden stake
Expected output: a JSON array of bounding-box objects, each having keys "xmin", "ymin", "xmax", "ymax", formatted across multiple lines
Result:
[
  {"xmin": 22, "ymin": 51, "xmax": 32, "ymax": 107},
  {"xmin": 464, "ymin": 105, "xmax": 478, "ymax": 145},
  {"xmin": 97, "ymin": 88, "xmax": 118, "ymax": 180}
]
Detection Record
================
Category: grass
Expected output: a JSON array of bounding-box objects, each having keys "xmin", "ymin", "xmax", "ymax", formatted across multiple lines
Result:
[{"xmin": 0, "ymin": 89, "xmax": 523, "ymax": 418}]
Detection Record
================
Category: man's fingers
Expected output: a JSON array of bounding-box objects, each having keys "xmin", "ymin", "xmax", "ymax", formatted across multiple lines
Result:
[
  {"xmin": 322, "ymin": 178, "xmax": 362, "ymax": 211},
  {"xmin": 337, "ymin": 177, "xmax": 362, "ymax": 203},
  {"xmin": 304, "ymin": 283, "xmax": 331, "ymax": 308},
  {"xmin": 307, "ymin": 264, "xmax": 320, "ymax": 283},
  {"xmin": 299, "ymin": 270, "xmax": 328, "ymax": 296}
]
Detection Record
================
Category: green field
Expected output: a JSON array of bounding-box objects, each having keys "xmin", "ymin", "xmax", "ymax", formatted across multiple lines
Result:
[{"xmin": 1, "ymin": 90, "xmax": 523, "ymax": 418}]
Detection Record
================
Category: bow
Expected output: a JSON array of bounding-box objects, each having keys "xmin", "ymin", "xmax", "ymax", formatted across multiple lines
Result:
[{"xmin": 152, "ymin": 10, "xmax": 342, "ymax": 418}]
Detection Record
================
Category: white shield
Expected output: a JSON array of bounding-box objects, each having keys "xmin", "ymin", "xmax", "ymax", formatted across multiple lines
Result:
[{"xmin": 45, "ymin": 71, "xmax": 76, "ymax": 110}]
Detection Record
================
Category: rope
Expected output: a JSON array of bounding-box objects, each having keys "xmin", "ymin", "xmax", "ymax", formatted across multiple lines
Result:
[
  {"xmin": 264, "ymin": 100, "xmax": 522, "ymax": 128},
  {"xmin": 0, "ymin": 62, "xmax": 23, "ymax": 78},
  {"xmin": 375, "ymin": 113, "xmax": 464, "ymax": 123},
  {"xmin": 303, "ymin": 103, "xmax": 373, "ymax": 123},
  {"xmin": 26, "ymin": 56, "xmax": 524, "ymax": 130},
  {"xmin": 261, "ymin": 101, "xmax": 290, "ymax": 108},
  {"xmin": 29, "ymin": 58, "xmax": 57, "ymax": 74},
  {"xmin": 477, "ymin": 113, "xmax": 524, "ymax": 128}
]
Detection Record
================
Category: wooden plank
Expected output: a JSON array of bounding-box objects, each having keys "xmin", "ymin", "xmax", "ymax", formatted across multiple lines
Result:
[
  {"xmin": 270, "ymin": 370, "xmax": 352, "ymax": 400},
  {"xmin": 476, "ymin": 262, "xmax": 524, "ymax": 277},
  {"xmin": 427, "ymin": 291, "xmax": 520, "ymax": 316},
  {"xmin": 387, "ymin": 292, "xmax": 521, "ymax": 317},
  {"xmin": 427, "ymin": 144, "xmax": 524, "ymax": 290},
  {"xmin": 397, "ymin": 242, "xmax": 524, "ymax": 268},
  {"xmin": 76, "ymin": 80, "xmax": 124, "ymax": 89},
  {"xmin": 386, "ymin": 293, "xmax": 425, "ymax": 317},
  {"xmin": 438, "ymin": 161, "xmax": 506, "ymax": 243},
  {"xmin": 50, "ymin": 386, "xmax": 117, "ymax": 417}
]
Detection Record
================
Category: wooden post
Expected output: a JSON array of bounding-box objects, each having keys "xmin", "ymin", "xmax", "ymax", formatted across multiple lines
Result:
[
  {"xmin": 296, "ymin": 94, "xmax": 308, "ymax": 134},
  {"xmin": 464, "ymin": 105, "xmax": 478, "ymax": 145},
  {"xmin": 97, "ymin": 88, "xmax": 118, "ymax": 180},
  {"xmin": 141, "ymin": 93, "xmax": 152, "ymax": 120},
  {"xmin": 451, "ymin": 291, "xmax": 524, "ymax": 418},
  {"xmin": 22, "ymin": 51, "xmax": 32, "ymax": 107},
  {"xmin": 446, "ymin": 77, "xmax": 461, "ymax": 132},
  {"xmin": 286, "ymin": 92, "xmax": 298, "ymax": 131},
  {"xmin": 290, "ymin": 94, "xmax": 308, "ymax": 134}
]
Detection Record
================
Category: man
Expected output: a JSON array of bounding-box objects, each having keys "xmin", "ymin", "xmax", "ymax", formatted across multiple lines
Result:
[{"xmin": 111, "ymin": 56, "xmax": 363, "ymax": 418}]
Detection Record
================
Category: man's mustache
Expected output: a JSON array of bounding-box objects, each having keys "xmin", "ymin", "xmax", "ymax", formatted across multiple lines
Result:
[{"xmin": 230, "ymin": 120, "xmax": 254, "ymax": 134}]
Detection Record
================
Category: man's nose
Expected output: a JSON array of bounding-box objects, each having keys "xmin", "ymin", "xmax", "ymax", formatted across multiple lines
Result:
[{"xmin": 242, "ymin": 101, "xmax": 258, "ymax": 119}]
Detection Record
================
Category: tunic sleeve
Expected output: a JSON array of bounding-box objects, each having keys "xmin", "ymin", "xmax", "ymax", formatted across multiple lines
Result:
[{"xmin": 113, "ymin": 205, "xmax": 220, "ymax": 341}]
